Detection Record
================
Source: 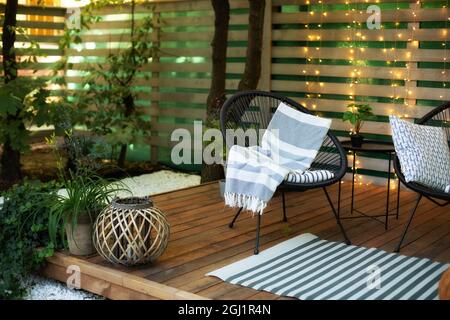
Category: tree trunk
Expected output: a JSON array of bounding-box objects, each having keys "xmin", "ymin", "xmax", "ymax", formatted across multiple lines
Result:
[
  {"xmin": 117, "ymin": 93, "xmax": 135, "ymax": 168},
  {"xmin": 206, "ymin": 0, "xmax": 230, "ymax": 124},
  {"xmin": 117, "ymin": 0, "xmax": 136, "ymax": 169},
  {"xmin": 1, "ymin": 0, "xmax": 21, "ymax": 185},
  {"xmin": 201, "ymin": 0, "xmax": 230, "ymax": 183},
  {"xmin": 238, "ymin": 0, "xmax": 265, "ymax": 91},
  {"xmin": 2, "ymin": 0, "xmax": 18, "ymax": 83}
]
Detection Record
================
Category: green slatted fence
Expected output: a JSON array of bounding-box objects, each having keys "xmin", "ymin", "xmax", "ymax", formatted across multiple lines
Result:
[{"xmin": 1, "ymin": 0, "xmax": 449, "ymax": 184}]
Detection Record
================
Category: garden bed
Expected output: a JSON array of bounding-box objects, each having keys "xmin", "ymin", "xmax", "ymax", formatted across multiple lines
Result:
[{"xmin": 1, "ymin": 169, "xmax": 200, "ymax": 300}]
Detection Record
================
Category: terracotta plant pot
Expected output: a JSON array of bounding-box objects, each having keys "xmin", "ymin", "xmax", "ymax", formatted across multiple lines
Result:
[
  {"xmin": 65, "ymin": 213, "xmax": 95, "ymax": 256},
  {"xmin": 350, "ymin": 133, "xmax": 364, "ymax": 148}
]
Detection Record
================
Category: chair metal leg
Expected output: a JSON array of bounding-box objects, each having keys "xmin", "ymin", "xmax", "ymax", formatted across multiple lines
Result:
[
  {"xmin": 282, "ymin": 191, "xmax": 287, "ymax": 222},
  {"xmin": 394, "ymin": 194, "xmax": 422, "ymax": 253},
  {"xmin": 229, "ymin": 208, "xmax": 243, "ymax": 228},
  {"xmin": 323, "ymin": 187, "xmax": 351, "ymax": 245},
  {"xmin": 396, "ymin": 177, "xmax": 401, "ymax": 220},
  {"xmin": 254, "ymin": 214, "xmax": 261, "ymax": 255}
]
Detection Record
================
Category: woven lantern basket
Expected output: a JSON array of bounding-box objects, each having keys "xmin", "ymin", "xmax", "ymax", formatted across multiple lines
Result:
[{"xmin": 93, "ymin": 196, "xmax": 170, "ymax": 266}]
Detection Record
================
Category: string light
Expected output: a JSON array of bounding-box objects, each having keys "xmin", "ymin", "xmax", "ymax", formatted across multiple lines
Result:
[
  {"xmin": 403, "ymin": 0, "xmax": 418, "ymax": 114},
  {"xmin": 442, "ymin": 1, "xmax": 448, "ymax": 101},
  {"xmin": 303, "ymin": 0, "xmax": 313, "ymax": 108},
  {"xmin": 314, "ymin": 0, "xmax": 325, "ymax": 110}
]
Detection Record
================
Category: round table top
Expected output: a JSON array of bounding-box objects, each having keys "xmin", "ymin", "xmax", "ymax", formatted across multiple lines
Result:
[{"xmin": 341, "ymin": 140, "xmax": 395, "ymax": 153}]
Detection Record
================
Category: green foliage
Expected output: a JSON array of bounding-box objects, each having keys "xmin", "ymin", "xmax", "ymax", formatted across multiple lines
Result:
[
  {"xmin": 52, "ymin": 0, "xmax": 158, "ymax": 165},
  {"xmin": 0, "ymin": 77, "xmax": 53, "ymax": 152},
  {"xmin": 47, "ymin": 169, "xmax": 130, "ymax": 247},
  {"xmin": 0, "ymin": 180, "xmax": 59, "ymax": 299},
  {"xmin": 75, "ymin": 13, "xmax": 156, "ymax": 154},
  {"xmin": 47, "ymin": 130, "xmax": 113, "ymax": 174},
  {"xmin": 342, "ymin": 103, "xmax": 375, "ymax": 134}
]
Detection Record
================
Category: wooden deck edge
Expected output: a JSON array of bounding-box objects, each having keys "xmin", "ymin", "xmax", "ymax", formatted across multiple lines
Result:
[{"xmin": 43, "ymin": 252, "xmax": 209, "ymax": 300}]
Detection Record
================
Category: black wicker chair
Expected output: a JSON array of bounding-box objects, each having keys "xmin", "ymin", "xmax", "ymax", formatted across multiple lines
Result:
[
  {"xmin": 220, "ymin": 91, "xmax": 350, "ymax": 254},
  {"xmin": 393, "ymin": 102, "xmax": 450, "ymax": 253}
]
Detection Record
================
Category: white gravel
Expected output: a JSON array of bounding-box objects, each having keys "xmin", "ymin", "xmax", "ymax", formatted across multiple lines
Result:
[
  {"xmin": 24, "ymin": 275, "xmax": 103, "ymax": 300},
  {"xmin": 118, "ymin": 169, "xmax": 201, "ymax": 197},
  {"xmin": 23, "ymin": 169, "xmax": 200, "ymax": 300}
]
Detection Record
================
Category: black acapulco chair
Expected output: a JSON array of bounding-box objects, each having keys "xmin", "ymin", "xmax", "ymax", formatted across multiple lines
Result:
[
  {"xmin": 393, "ymin": 101, "xmax": 450, "ymax": 253},
  {"xmin": 220, "ymin": 90, "xmax": 350, "ymax": 254}
]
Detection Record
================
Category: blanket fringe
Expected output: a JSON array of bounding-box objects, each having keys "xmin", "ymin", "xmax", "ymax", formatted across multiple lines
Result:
[{"xmin": 224, "ymin": 192, "xmax": 267, "ymax": 215}]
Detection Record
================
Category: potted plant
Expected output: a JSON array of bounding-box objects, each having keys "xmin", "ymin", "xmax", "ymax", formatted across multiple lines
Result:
[
  {"xmin": 342, "ymin": 103, "xmax": 375, "ymax": 147},
  {"xmin": 48, "ymin": 170, "xmax": 128, "ymax": 256}
]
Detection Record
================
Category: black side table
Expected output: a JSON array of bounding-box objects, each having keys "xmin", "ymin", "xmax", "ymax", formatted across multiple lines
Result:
[{"xmin": 339, "ymin": 140, "xmax": 400, "ymax": 230}]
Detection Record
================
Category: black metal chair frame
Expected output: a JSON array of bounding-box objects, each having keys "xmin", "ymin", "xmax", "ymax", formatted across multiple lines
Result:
[
  {"xmin": 220, "ymin": 91, "xmax": 350, "ymax": 254},
  {"xmin": 393, "ymin": 101, "xmax": 450, "ymax": 252}
]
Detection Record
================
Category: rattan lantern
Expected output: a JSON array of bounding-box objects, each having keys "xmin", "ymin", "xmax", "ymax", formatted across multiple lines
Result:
[{"xmin": 93, "ymin": 196, "xmax": 169, "ymax": 266}]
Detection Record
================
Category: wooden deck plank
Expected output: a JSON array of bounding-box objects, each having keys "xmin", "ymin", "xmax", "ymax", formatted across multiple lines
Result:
[
  {"xmin": 146, "ymin": 185, "xmax": 373, "ymax": 282},
  {"xmin": 42, "ymin": 182, "xmax": 449, "ymax": 300},
  {"xmin": 113, "ymin": 185, "xmax": 364, "ymax": 278},
  {"xmin": 165, "ymin": 185, "xmax": 404, "ymax": 289}
]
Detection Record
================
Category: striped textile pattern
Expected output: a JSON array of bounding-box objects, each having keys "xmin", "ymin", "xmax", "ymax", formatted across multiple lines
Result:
[
  {"xmin": 285, "ymin": 170, "xmax": 334, "ymax": 184},
  {"xmin": 207, "ymin": 234, "xmax": 449, "ymax": 300},
  {"xmin": 224, "ymin": 102, "xmax": 332, "ymax": 214}
]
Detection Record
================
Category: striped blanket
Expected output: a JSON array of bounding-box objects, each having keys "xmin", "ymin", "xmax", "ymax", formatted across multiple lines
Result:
[{"xmin": 224, "ymin": 102, "xmax": 332, "ymax": 214}]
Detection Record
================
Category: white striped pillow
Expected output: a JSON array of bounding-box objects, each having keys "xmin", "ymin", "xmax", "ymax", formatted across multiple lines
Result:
[{"xmin": 285, "ymin": 170, "xmax": 334, "ymax": 184}]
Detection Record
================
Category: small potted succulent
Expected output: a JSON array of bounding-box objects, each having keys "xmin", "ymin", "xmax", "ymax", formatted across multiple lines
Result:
[
  {"xmin": 48, "ymin": 170, "xmax": 128, "ymax": 256},
  {"xmin": 342, "ymin": 103, "xmax": 375, "ymax": 147}
]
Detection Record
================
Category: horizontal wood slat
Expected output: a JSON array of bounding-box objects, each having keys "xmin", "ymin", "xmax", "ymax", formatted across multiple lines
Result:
[
  {"xmin": 0, "ymin": 4, "xmax": 66, "ymax": 16},
  {"xmin": 66, "ymin": 47, "xmax": 247, "ymax": 57},
  {"xmin": 272, "ymin": 28, "xmax": 449, "ymax": 42},
  {"xmin": 81, "ymin": 30, "xmax": 248, "ymax": 42},
  {"xmin": 0, "ymin": 19, "xmax": 66, "ymax": 30},
  {"xmin": 94, "ymin": 0, "xmax": 248, "ymax": 15},
  {"xmin": 288, "ymin": 96, "xmax": 432, "ymax": 118},
  {"xmin": 273, "ymin": 0, "xmax": 432, "ymax": 5},
  {"xmin": 272, "ymin": 63, "xmax": 450, "ymax": 82},
  {"xmin": 272, "ymin": 79, "xmax": 448, "ymax": 101},
  {"xmin": 273, "ymin": 8, "xmax": 450, "ymax": 24},
  {"xmin": 273, "ymin": 47, "xmax": 449, "ymax": 63},
  {"xmin": 89, "ymin": 14, "xmax": 247, "ymax": 30}
]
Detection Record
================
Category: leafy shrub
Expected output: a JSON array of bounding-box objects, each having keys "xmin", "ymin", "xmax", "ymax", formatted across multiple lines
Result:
[
  {"xmin": 342, "ymin": 103, "xmax": 375, "ymax": 134},
  {"xmin": 0, "ymin": 180, "xmax": 59, "ymax": 299},
  {"xmin": 47, "ymin": 170, "xmax": 128, "ymax": 247}
]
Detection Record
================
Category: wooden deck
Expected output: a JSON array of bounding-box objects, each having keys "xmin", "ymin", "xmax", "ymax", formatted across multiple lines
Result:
[{"xmin": 42, "ymin": 182, "xmax": 450, "ymax": 300}]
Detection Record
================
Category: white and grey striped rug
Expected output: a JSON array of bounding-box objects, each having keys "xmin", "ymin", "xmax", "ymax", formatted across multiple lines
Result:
[{"xmin": 207, "ymin": 234, "xmax": 449, "ymax": 300}]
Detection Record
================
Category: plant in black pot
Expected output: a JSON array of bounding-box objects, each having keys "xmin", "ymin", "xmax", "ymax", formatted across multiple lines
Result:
[
  {"xmin": 342, "ymin": 103, "xmax": 375, "ymax": 148},
  {"xmin": 47, "ymin": 170, "xmax": 129, "ymax": 256}
]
